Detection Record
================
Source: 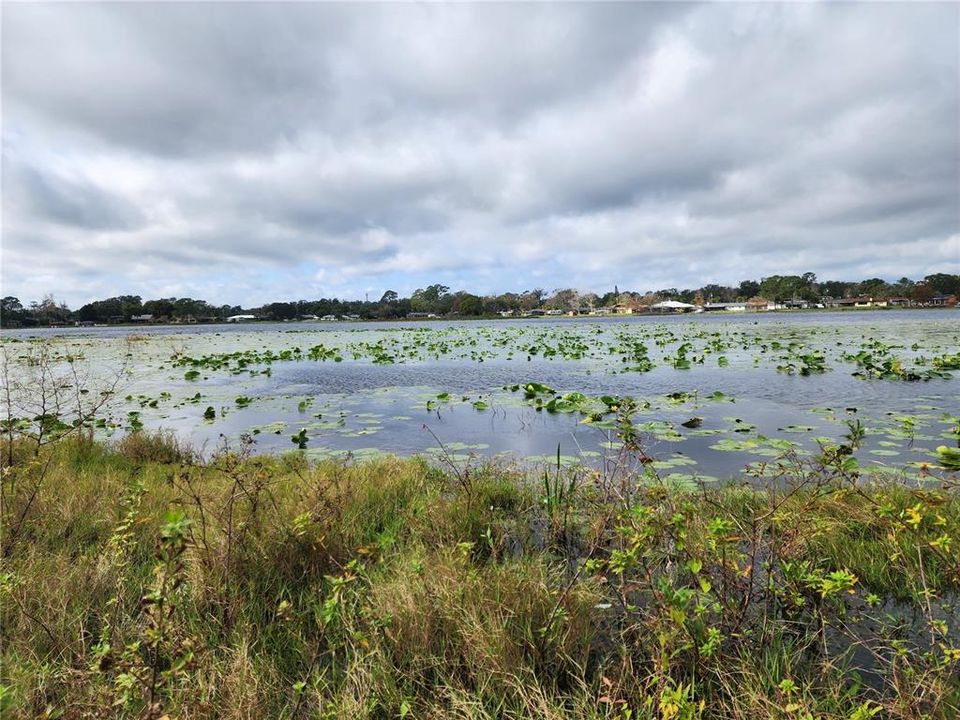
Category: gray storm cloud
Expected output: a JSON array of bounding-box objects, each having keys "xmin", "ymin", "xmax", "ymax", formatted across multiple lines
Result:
[{"xmin": 2, "ymin": 2, "xmax": 957, "ymax": 306}]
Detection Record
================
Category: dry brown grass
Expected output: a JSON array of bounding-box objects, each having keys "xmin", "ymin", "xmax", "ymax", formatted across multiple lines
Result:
[
  {"xmin": 1, "ymin": 438, "xmax": 957, "ymax": 719},
  {"xmin": 113, "ymin": 429, "xmax": 195, "ymax": 464}
]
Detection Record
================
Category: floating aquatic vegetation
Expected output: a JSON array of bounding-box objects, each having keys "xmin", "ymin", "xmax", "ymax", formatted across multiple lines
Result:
[
  {"xmin": 932, "ymin": 352, "xmax": 960, "ymax": 370},
  {"xmin": 306, "ymin": 344, "xmax": 343, "ymax": 362},
  {"xmin": 776, "ymin": 351, "xmax": 828, "ymax": 375},
  {"xmin": 8, "ymin": 314, "xmax": 957, "ymax": 477},
  {"xmin": 936, "ymin": 445, "xmax": 960, "ymax": 469},
  {"xmin": 711, "ymin": 435, "xmax": 802, "ymax": 457},
  {"xmin": 706, "ymin": 391, "xmax": 734, "ymax": 402},
  {"xmin": 250, "ymin": 421, "xmax": 286, "ymax": 435},
  {"xmin": 650, "ymin": 454, "xmax": 698, "ymax": 470},
  {"xmin": 844, "ymin": 348, "xmax": 951, "ymax": 381}
]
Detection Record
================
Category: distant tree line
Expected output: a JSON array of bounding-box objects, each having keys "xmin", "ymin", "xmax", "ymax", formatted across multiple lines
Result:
[{"xmin": 2, "ymin": 273, "xmax": 958, "ymax": 328}]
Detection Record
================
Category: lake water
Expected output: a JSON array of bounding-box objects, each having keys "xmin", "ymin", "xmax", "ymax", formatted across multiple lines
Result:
[{"xmin": 4, "ymin": 310, "xmax": 959, "ymax": 483}]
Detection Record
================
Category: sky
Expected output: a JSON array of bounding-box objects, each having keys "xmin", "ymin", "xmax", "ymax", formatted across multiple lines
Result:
[{"xmin": 2, "ymin": 2, "xmax": 959, "ymax": 308}]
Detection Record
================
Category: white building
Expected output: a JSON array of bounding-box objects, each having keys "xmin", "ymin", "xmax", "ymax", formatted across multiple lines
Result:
[{"xmin": 651, "ymin": 300, "xmax": 697, "ymax": 313}]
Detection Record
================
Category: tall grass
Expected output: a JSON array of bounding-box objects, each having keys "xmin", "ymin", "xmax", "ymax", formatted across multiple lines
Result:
[{"xmin": 1, "ymin": 433, "xmax": 957, "ymax": 718}]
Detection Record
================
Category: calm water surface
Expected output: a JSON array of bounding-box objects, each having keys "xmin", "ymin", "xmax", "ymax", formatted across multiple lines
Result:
[{"xmin": 5, "ymin": 310, "xmax": 959, "ymax": 482}]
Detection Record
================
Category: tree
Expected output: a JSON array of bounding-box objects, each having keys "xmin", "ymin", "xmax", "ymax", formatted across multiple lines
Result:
[
  {"xmin": 375, "ymin": 291, "xmax": 404, "ymax": 319},
  {"xmin": 31, "ymin": 294, "xmax": 70, "ymax": 325},
  {"xmin": 758, "ymin": 275, "xmax": 822, "ymax": 302},
  {"xmin": 759, "ymin": 276, "xmax": 807, "ymax": 302},
  {"xmin": 800, "ymin": 273, "xmax": 820, "ymax": 301},
  {"xmin": 0, "ymin": 297, "xmax": 24, "ymax": 328},
  {"xmin": 518, "ymin": 289, "xmax": 545, "ymax": 311},
  {"xmin": 819, "ymin": 281, "xmax": 851, "ymax": 299},
  {"xmin": 857, "ymin": 278, "xmax": 892, "ymax": 299},
  {"xmin": 737, "ymin": 280, "xmax": 760, "ymax": 299},
  {"xmin": 488, "ymin": 292, "xmax": 520, "ymax": 312},
  {"xmin": 924, "ymin": 273, "xmax": 960, "ymax": 296},
  {"xmin": 78, "ymin": 301, "xmax": 109, "ymax": 322},
  {"xmin": 452, "ymin": 292, "xmax": 483, "ymax": 316},
  {"xmin": 143, "ymin": 298, "xmax": 176, "ymax": 319},
  {"xmin": 75, "ymin": 295, "xmax": 145, "ymax": 323},
  {"xmin": 120, "ymin": 295, "xmax": 143, "ymax": 318},
  {"xmin": 701, "ymin": 284, "xmax": 732, "ymax": 303},
  {"xmin": 579, "ymin": 292, "xmax": 599, "ymax": 310},
  {"xmin": 912, "ymin": 283, "xmax": 934, "ymax": 304},
  {"xmin": 892, "ymin": 277, "xmax": 914, "ymax": 297},
  {"xmin": 636, "ymin": 292, "xmax": 660, "ymax": 307},
  {"xmin": 545, "ymin": 288, "xmax": 578, "ymax": 311},
  {"xmin": 410, "ymin": 284, "xmax": 450, "ymax": 313},
  {"xmin": 262, "ymin": 302, "xmax": 297, "ymax": 320},
  {"xmin": 421, "ymin": 285, "xmax": 450, "ymax": 303}
]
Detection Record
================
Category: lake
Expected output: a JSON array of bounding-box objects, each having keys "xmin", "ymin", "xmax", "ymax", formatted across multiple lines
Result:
[{"xmin": 4, "ymin": 310, "xmax": 959, "ymax": 484}]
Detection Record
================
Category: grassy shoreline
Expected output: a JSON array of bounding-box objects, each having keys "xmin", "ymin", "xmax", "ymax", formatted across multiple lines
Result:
[{"xmin": 2, "ymin": 434, "xmax": 958, "ymax": 718}]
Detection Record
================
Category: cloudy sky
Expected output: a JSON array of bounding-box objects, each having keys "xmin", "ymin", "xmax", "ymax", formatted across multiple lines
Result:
[{"xmin": 2, "ymin": 2, "xmax": 958, "ymax": 307}]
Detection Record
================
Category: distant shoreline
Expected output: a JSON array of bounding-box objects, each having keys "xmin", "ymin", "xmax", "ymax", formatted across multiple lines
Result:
[{"xmin": 5, "ymin": 303, "xmax": 956, "ymax": 332}]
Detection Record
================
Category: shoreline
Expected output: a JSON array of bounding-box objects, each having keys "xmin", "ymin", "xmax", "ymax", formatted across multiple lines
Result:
[
  {"xmin": 2, "ymin": 434, "xmax": 957, "ymax": 717},
  {"xmin": 5, "ymin": 303, "xmax": 957, "ymax": 332}
]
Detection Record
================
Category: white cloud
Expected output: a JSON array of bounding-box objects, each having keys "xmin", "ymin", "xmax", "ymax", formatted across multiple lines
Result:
[{"xmin": 1, "ymin": 2, "xmax": 957, "ymax": 306}]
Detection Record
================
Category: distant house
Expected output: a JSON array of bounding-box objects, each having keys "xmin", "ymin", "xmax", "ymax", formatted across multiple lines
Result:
[
  {"xmin": 929, "ymin": 295, "xmax": 958, "ymax": 307},
  {"xmin": 226, "ymin": 314, "xmax": 257, "ymax": 322},
  {"xmin": 130, "ymin": 314, "xmax": 154, "ymax": 323},
  {"xmin": 838, "ymin": 297, "xmax": 877, "ymax": 308},
  {"xmin": 651, "ymin": 300, "xmax": 697, "ymax": 313},
  {"xmin": 703, "ymin": 302, "xmax": 747, "ymax": 312}
]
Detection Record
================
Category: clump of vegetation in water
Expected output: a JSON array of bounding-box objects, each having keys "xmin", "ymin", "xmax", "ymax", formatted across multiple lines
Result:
[{"xmin": 140, "ymin": 320, "xmax": 957, "ymax": 385}]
